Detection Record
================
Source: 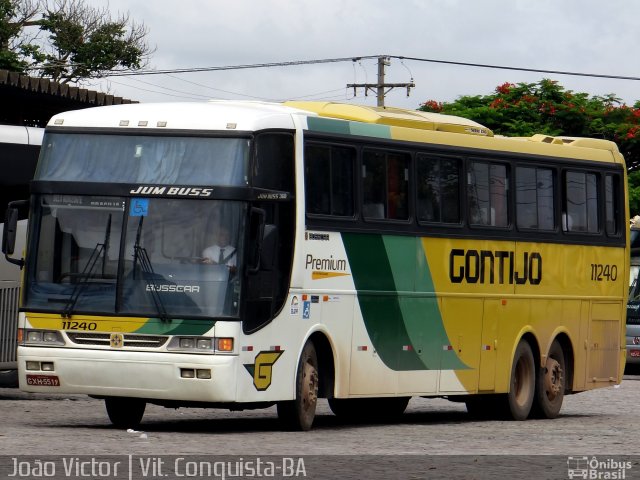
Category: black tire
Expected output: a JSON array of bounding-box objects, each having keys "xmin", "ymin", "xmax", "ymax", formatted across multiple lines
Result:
[
  {"xmin": 277, "ymin": 342, "xmax": 318, "ymax": 431},
  {"xmin": 506, "ymin": 340, "xmax": 536, "ymax": 420},
  {"xmin": 104, "ymin": 397, "xmax": 146, "ymax": 429},
  {"xmin": 532, "ymin": 340, "xmax": 566, "ymax": 419},
  {"xmin": 329, "ymin": 397, "xmax": 410, "ymax": 422}
]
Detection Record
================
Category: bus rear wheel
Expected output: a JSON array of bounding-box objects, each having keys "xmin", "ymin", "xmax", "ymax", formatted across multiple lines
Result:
[
  {"xmin": 104, "ymin": 397, "xmax": 146, "ymax": 429},
  {"xmin": 532, "ymin": 340, "xmax": 565, "ymax": 419},
  {"xmin": 277, "ymin": 341, "xmax": 318, "ymax": 431},
  {"xmin": 506, "ymin": 340, "xmax": 535, "ymax": 420}
]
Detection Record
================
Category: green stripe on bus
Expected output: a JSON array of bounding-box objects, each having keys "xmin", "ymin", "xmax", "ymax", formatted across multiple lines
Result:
[
  {"xmin": 349, "ymin": 122, "xmax": 391, "ymax": 138},
  {"xmin": 134, "ymin": 318, "xmax": 216, "ymax": 335},
  {"xmin": 307, "ymin": 117, "xmax": 351, "ymax": 135},
  {"xmin": 383, "ymin": 236, "xmax": 467, "ymax": 370},
  {"xmin": 343, "ymin": 233, "xmax": 468, "ymax": 371},
  {"xmin": 306, "ymin": 117, "xmax": 392, "ymax": 139}
]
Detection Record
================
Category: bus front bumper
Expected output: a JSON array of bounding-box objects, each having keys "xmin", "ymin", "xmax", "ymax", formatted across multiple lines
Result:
[{"xmin": 17, "ymin": 346, "xmax": 238, "ymax": 403}]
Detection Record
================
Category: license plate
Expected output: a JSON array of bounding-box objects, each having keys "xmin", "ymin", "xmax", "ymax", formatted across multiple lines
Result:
[
  {"xmin": 630, "ymin": 350, "xmax": 640, "ymax": 358},
  {"xmin": 26, "ymin": 374, "xmax": 60, "ymax": 387}
]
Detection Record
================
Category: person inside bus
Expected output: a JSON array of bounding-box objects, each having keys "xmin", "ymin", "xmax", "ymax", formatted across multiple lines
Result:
[{"xmin": 201, "ymin": 226, "xmax": 236, "ymax": 270}]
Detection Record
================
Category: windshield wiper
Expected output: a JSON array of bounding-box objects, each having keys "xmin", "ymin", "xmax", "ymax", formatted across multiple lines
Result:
[
  {"xmin": 132, "ymin": 217, "xmax": 170, "ymax": 322},
  {"xmin": 62, "ymin": 215, "xmax": 112, "ymax": 318}
]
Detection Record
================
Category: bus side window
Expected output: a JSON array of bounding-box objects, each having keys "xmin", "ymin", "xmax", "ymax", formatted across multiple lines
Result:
[
  {"xmin": 304, "ymin": 144, "xmax": 355, "ymax": 217},
  {"xmin": 605, "ymin": 173, "xmax": 620, "ymax": 236},
  {"xmin": 253, "ymin": 133, "xmax": 295, "ymax": 192},
  {"xmin": 467, "ymin": 160, "xmax": 509, "ymax": 227},
  {"xmin": 563, "ymin": 171, "xmax": 598, "ymax": 233},
  {"xmin": 362, "ymin": 149, "xmax": 410, "ymax": 221},
  {"xmin": 516, "ymin": 166, "xmax": 555, "ymax": 230},
  {"xmin": 416, "ymin": 154, "xmax": 461, "ymax": 224}
]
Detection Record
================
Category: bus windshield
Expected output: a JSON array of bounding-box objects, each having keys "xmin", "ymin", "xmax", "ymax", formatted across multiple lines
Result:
[
  {"xmin": 25, "ymin": 195, "xmax": 245, "ymax": 318},
  {"xmin": 35, "ymin": 133, "xmax": 250, "ymax": 185}
]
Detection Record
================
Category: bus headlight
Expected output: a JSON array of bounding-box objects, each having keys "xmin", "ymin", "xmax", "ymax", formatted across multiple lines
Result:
[
  {"xmin": 23, "ymin": 329, "xmax": 65, "ymax": 346},
  {"xmin": 179, "ymin": 338, "xmax": 196, "ymax": 349},
  {"xmin": 167, "ymin": 336, "xmax": 233, "ymax": 353}
]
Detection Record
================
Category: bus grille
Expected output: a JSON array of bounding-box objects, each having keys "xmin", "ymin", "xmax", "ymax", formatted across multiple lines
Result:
[
  {"xmin": 66, "ymin": 332, "xmax": 169, "ymax": 348},
  {"xmin": 0, "ymin": 282, "xmax": 20, "ymax": 364}
]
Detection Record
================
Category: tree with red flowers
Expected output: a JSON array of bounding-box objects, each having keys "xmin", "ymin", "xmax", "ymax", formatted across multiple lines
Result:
[{"xmin": 419, "ymin": 79, "xmax": 640, "ymax": 213}]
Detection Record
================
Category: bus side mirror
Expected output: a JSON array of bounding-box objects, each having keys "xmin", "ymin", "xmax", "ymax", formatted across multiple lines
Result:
[{"xmin": 2, "ymin": 200, "xmax": 28, "ymax": 269}]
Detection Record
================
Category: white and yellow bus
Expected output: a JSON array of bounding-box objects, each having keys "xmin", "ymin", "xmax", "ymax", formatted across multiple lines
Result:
[{"xmin": 2, "ymin": 101, "xmax": 628, "ymax": 430}]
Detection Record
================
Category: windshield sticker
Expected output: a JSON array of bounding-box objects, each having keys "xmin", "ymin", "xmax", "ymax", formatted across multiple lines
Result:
[
  {"xmin": 290, "ymin": 296, "xmax": 299, "ymax": 316},
  {"xmin": 130, "ymin": 198, "xmax": 149, "ymax": 217}
]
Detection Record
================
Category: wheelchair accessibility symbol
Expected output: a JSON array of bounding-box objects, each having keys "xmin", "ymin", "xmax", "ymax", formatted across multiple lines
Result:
[
  {"xmin": 302, "ymin": 301, "xmax": 311, "ymax": 319},
  {"xmin": 130, "ymin": 198, "xmax": 149, "ymax": 217}
]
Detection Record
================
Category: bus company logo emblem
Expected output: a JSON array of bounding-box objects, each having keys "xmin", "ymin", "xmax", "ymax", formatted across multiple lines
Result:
[
  {"xmin": 243, "ymin": 351, "xmax": 284, "ymax": 391},
  {"xmin": 109, "ymin": 333, "xmax": 124, "ymax": 348}
]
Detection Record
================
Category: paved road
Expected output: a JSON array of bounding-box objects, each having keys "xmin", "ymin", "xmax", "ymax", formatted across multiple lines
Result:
[{"xmin": 1, "ymin": 377, "xmax": 639, "ymax": 478}]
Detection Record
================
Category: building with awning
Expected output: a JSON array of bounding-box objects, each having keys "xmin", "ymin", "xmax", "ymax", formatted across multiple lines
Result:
[{"xmin": 0, "ymin": 69, "xmax": 137, "ymax": 212}]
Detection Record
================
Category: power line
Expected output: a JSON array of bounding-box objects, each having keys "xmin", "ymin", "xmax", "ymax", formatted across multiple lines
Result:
[
  {"xmin": 395, "ymin": 55, "xmax": 640, "ymax": 82},
  {"xmin": 102, "ymin": 56, "xmax": 381, "ymax": 77},
  {"xmin": 100, "ymin": 54, "xmax": 640, "ymax": 82}
]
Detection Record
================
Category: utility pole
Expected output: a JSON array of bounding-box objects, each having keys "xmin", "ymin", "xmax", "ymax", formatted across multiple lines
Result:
[{"xmin": 347, "ymin": 56, "xmax": 415, "ymax": 107}]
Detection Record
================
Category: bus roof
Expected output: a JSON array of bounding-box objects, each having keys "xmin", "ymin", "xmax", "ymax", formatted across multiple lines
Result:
[
  {"xmin": 284, "ymin": 101, "xmax": 494, "ymax": 136},
  {"xmin": 286, "ymin": 101, "xmax": 623, "ymax": 165},
  {"xmin": 47, "ymin": 101, "xmax": 300, "ymax": 132},
  {"xmin": 46, "ymin": 100, "xmax": 623, "ymax": 165}
]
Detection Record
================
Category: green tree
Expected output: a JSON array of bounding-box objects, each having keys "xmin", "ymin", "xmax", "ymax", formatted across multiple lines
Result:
[
  {"xmin": 0, "ymin": 0, "xmax": 39, "ymax": 72},
  {"xmin": 419, "ymin": 80, "xmax": 640, "ymax": 213},
  {"xmin": 0, "ymin": 0, "xmax": 151, "ymax": 83}
]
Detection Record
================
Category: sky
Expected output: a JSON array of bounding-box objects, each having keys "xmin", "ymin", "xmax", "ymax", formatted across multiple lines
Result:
[{"xmin": 77, "ymin": 0, "xmax": 640, "ymax": 111}]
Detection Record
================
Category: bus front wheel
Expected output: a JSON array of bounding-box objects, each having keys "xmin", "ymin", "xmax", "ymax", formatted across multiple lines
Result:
[
  {"xmin": 532, "ymin": 340, "xmax": 565, "ymax": 419},
  {"xmin": 277, "ymin": 342, "xmax": 318, "ymax": 431},
  {"xmin": 506, "ymin": 341, "xmax": 535, "ymax": 420},
  {"xmin": 105, "ymin": 397, "xmax": 146, "ymax": 429}
]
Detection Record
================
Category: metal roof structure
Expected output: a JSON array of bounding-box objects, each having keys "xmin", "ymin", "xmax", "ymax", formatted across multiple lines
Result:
[{"xmin": 0, "ymin": 69, "xmax": 137, "ymax": 127}]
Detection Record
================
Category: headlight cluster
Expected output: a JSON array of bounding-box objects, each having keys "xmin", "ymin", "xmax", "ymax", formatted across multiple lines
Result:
[
  {"xmin": 19, "ymin": 329, "xmax": 65, "ymax": 346},
  {"xmin": 167, "ymin": 336, "xmax": 234, "ymax": 353}
]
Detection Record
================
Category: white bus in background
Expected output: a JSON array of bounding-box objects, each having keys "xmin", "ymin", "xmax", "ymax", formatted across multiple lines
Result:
[{"xmin": 0, "ymin": 125, "xmax": 42, "ymax": 386}]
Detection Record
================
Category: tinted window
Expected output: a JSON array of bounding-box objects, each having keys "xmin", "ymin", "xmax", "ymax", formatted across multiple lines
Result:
[
  {"xmin": 467, "ymin": 161, "xmax": 508, "ymax": 227},
  {"xmin": 417, "ymin": 154, "xmax": 460, "ymax": 224},
  {"xmin": 605, "ymin": 174, "xmax": 619, "ymax": 236},
  {"xmin": 516, "ymin": 166, "xmax": 555, "ymax": 230},
  {"xmin": 37, "ymin": 133, "xmax": 250, "ymax": 186},
  {"xmin": 363, "ymin": 150, "xmax": 410, "ymax": 220},
  {"xmin": 254, "ymin": 133, "xmax": 294, "ymax": 192},
  {"xmin": 564, "ymin": 171, "xmax": 598, "ymax": 233},
  {"xmin": 304, "ymin": 144, "xmax": 355, "ymax": 217}
]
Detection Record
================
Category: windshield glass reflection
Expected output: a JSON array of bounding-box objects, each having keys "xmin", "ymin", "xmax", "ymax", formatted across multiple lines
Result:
[{"xmin": 25, "ymin": 195, "xmax": 245, "ymax": 318}]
